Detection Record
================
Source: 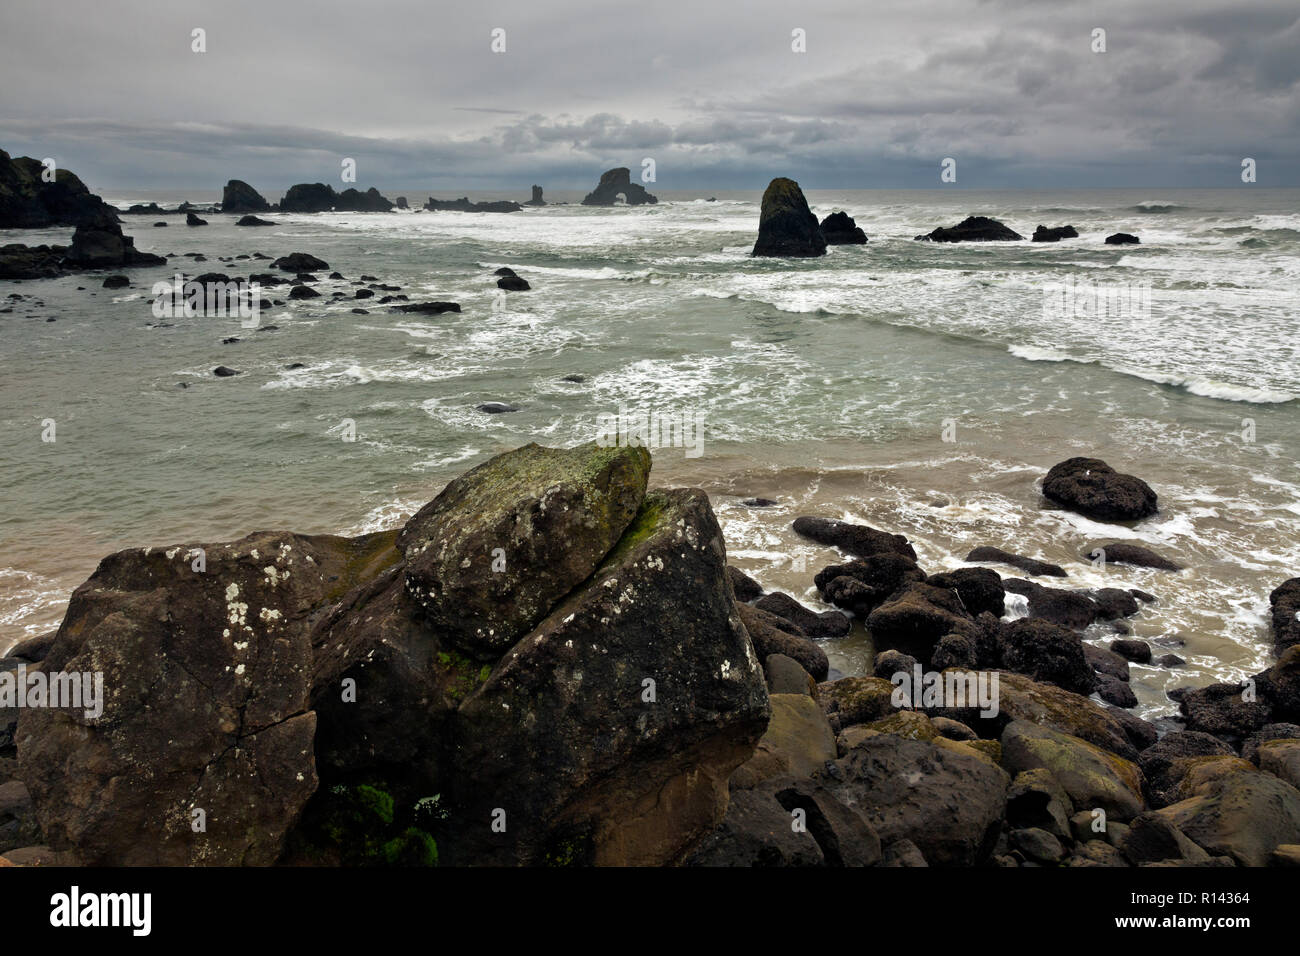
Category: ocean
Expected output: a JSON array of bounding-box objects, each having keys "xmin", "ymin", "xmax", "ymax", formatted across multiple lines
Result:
[{"xmin": 2, "ymin": 186, "xmax": 1297, "ymax": 720}]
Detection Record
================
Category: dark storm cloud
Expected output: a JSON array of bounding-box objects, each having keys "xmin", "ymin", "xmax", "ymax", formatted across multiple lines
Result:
[{"xmin": 0, "ymin": 0, "xmax": 1295, "ymax": 190}]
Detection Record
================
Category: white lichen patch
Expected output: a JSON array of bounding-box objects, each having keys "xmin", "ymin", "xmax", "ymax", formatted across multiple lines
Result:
[
  {"xmin": 262, "ymin": 565, "xmax": 288, "ymax": 587},
  {"xmin": 259, "ymin": 608, "xmax": 281, "ymax": 622}
]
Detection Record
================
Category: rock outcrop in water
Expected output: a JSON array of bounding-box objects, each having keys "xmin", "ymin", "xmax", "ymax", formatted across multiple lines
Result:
[
  {"xmin": 1106, "ymin": 232, "xmax": 1141, "ymax": 245},
  {"xmin": 221, "ymin": 179, "xmax": 271, "ymax": 214},
  {"xmin": 580, "ymin": 167, "xmax": 657, "ymax": 206},
  {"xmin": 11, "ymin": 443, "xmax": 769, "ymax": 866},
  {"xmin": 1042, "ymin": 457, "xmax": 1158, "ymax": 522},
  {"xmin": 916, "ymin": 216, "xmax": 1024, "ymax": 242},
  {"xmin": 1032, "ymin": 224, "xmax": 1078, "ymax": 242},
  {"xmin": 751, "ymin": 178, "xmax": 827, "ymax": 258},
  {"xmin": 819, "ymin": 211, "xmax": 868, "ymax": 244},
  {"xmin": 524, "ymin": 185, "xmax": 546, "ymax": 206},
  {"xmin": 424, "ymin": 196, "xmax": 522, "ymax": 213},
  {"xmin": 279, "ymin": 183, "xmax": 396, "ymax": 213},
  {"xmin": 0, "ymin": 149, "xmax": 117, "ymax": 228}
]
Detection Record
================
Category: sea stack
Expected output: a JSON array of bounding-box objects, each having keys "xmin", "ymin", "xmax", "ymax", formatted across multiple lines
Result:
[
  {"xmin": 525, "ymin": 185, "xmax": 546, "ymax": 206},
  {"xmin": 221, "ymin": 179, "xmax": 270, "ymax": 214},
  {"xmin": 752, "ymin": 177, "xmax": 826, "ymax": 257},
  {"xmin": 580, "ymin": 168, "xmax": 657, "ymax": 206},
  {"xmin": 61, "ymin": 208, "xmax": 167, "ymax": 269},
  {"xmin": 1032, "ymin": 224, "xmax": 1078, "ymax": 242},
  {"xmin": 820, "ymin": 210, "xmax": 867, "ymax": 244}
]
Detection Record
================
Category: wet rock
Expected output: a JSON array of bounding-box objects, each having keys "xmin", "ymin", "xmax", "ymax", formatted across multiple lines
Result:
[
  {"xmin": 1179, "ymin": 682, "xmax": 1270, "ymax": 741},
  {"xmin": 815, "ymin": 552, "xmax": 926, "ymax": 617},
  {"xmin": 271, "ymin": 252, "xmax": 329, "ymax": 272},
  {"xmin": 1091, "ymin": 542, "xmax": 1182, "ymax": 571},
  {"xmin": 997, "ymin": 618, "xmax": 1096, "ymax": 694},
  {"xmin": 235, "ymin": 215, "xmax": 274, "ymax": 226},
  {"xmin": 1105, "ymin": 232, "xmax": 1140, "ymax": 245},
  {"xmin": 725, "ymin": 565, "xmax": 763, "ymax": 602},
  {"xmin": 1032, "ymin": 224, "xmax": 1078, "ymax": 242},
  {"xmin": 101, "ymin": 274, "xmax": 129, "ymax": 289},
  {"xmin": 794, "ymin": 516, "xmax": 916, "ymax": 560},
  {"xmin": 475, "ymin": 402, "xmax": 519, "ymax": 414},
  {"xmin": 1042, "ymin": 457, "xmax": 1158, "ymax": 522},
  {"xmin": 817, "ymin": 676, "xmax": 896, "ymax": 729},
  {"xmin": 1110, "ymin": 638, "xmax": 1152, "ymax": 663},
  {"xmin": 288, "ymin": 285, "xmax": 320, "ymax": 299},
  {"xmin": 186, "ymin": 212, "xmax": 207, "ymax": 226},
  {"xmin": 926, "ymin": 567, "xmax": 1005, "ymax": 618},
  {"xmin": 755, "ymin": 592, "xmax": 850, "ymax": 638},
  {"xmin": 62, "ymin": 208, "xmax": 166, "ymax": 269},
  {"xmin": 1139, "ymin": 732, "xmax": 1236, "ymax": 808},
  {"xmin": 916, "ymin": 215, "xmax": 1023, "ymax": 242},
  {"xmin": 1270, "ymin": 578, "xmax": 1300, "ymax": 650},
  {"xmin": 819, "ymin": 211, "xmax": 867, "ymax": 244},
  {"xmin": 1002, "ymin": 579, "xmax": 1099, "ymax": 629},
  {"xmin": 497, "ymin": 275, "xmax": 530, "ymax": 291},
  {"xmin": 213, "ymin": 365, "xmax": 240, "ymax": 377},
  {"xmin": 866, "ymin": 582, "xmax": 976, "ymax": 664},
  {"xmin": 966, "ymin": 546, "xmax": 1067, "ymax": 578},
  {"xmin": 737, "ymin": 604, "xmax": 829, "ymax": 681},
  {"xmin": 390, "ymin": 301, "xmax": 461, "ymax": 314},
  {"xmin": 764, "ymin": 655, "xmax": 817, "ymax": 697},
  {"xmin": 1086, "ymin": 644, "xmax": 1131, "ymax": 682},
  {"xmin": 751, "ymin": 177, "xmax": 826, "ymax": 258},
  {"xmin": 1097, "ymin": 674, "xmax": 1138, "ymax": 709}
]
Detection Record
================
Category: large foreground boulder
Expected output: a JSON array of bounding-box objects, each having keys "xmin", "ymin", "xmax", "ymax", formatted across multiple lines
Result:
[
  {"xmin": 17, "ymin": 442, "xmax": 769, "ymax": 868},
  {"xmin": 1041, "ymin": 457, "xmax": 1158, "ymax": 522},
  {"xmin": 752, "ymin": 178, "xmax": 826, "ymax": 257}
]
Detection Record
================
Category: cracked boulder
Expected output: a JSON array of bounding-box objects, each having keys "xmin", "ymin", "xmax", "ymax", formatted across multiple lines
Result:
[
  {"xmin": 399, "ymin": 442, "xmax": 650, "ymax": 659},
  {"xmin": 447, "ymin": 488, "xmax": 770, "ymax": 865}
]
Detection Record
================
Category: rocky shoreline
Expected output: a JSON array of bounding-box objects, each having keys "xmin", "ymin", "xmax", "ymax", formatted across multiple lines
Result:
[{"xmin": 2, "ymin": 441, "xmax": 1298, "ymax": 868}]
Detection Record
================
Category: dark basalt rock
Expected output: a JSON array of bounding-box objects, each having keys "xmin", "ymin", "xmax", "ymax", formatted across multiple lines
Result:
[
  {"xmin": 497, "ymin": 275, "xmax": 531, "ymax": 291},
  {"xmin": 0, "ymin": 243, "xmax": 66, "ymax": 279},
  {"xmin": 1269, "ymin": 578, "xmax": 1300, "ymax": 650},
  {"xmin": 755, "ymin": 592, "xmax": 851, "ymax": 638},
  {"xmin": 334, "ymin": 187, "xmax": 395, "ymax": 212},
  {"xmin": 235, "ymin": 215, "xmax": 275, "ymax": 226},
  {"xmin": 186, "ymin": 212, "xmax": 207, "ymax": 226},
  {"xmin": 280, "ymin": 183, "xmax": 337, "ymax": 213},
  {"xmin": 62, "ymin": 209, "xmax": 167, "ymax": 269},
  {"xmin": 213, "ymin": 365, "xmax": 240, "ymax": 376},
  {"xmin": 997, "ymin": 618, "xmax": 1096, "ymax": 695},
  {"xmin": 815, "ymin": 553, "xmax": 926, "ymax": 617},
  {"xmin": 752, "ymin": 177, "xmax": 826, "ymax": 258},
  {"xmin": 288, "ymin": 285, "xmax": 320, "ymax": 299},
  {"xmin": 476, "ymin": 402, "xmax": 519, "ymax": 414},
  {"xmin": 424, "ymin": 196, "xmax": 522, "ymax": 213},
  {"xmin": 966, "ymin": 546, "xmax": 1067, "ymax": 578},
  {"xmin": 726, "ymin": 565, "xmax": 763, "ymax": 603},
  {"xmin": 271, "ymin": 252, "xmax": 330, "ymax": 272},
  {"xmin": 1087, "ymin": 541, "xmax": 1182, "ymax": 571},
  {"xmin": 793, "ymin": 516, "xmax": 916, "ymax": 560},
  {"xmin": 389, "ymin": 301, "xmax": 461, "ymax": 314},
  {"xmin": 1042, "ymin": 457, "xmax": 1158, "ymax": 522},
  {"xmin": 916, "ymin": 216, "xmax": 1023, "ymax": 242},
  {"xmin": 1002, "ymin": 578, "xmax": 1101, "ymax": 630},
  {"xmin": 819, "ymin": 211, "xmax": 867, "ymax": 244},
  {"xmin": 1032, "ymin": 224, "xmax": 1078, "ymax": 242},
  {"xmin": 101, "ymin": 274, "xmax": 129, "ymax": 289},
  {"xmin": 494, "ymin": 267, "xmax": 517, "ymax": 277},
  {"xmin": 524, "ymin": 185, "xmax": 546, "ymax": 206},
  {"xmin": 926, "ymin": 567, "xmax": 1005, "ymax": 618},
  {"xmin": 221, "ymin": 179, "xmax": 270, "ymax": 214},
  {"xmin": 1106, "ymin": 232, "xmax": 1140, "ymax": 245},
  {"xmin": 580, "ymin": 167, "xmax": 657, "ymax": 207},
  {"xmin": 0, "ymin": 149, "xmax": 118, "ymax": 227},
  {"xmin": 737, "ymin": 604, "xmax": 829, "ymax": 681}
]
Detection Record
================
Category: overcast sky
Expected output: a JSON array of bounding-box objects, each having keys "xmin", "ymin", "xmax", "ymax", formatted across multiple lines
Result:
[{"xmin": 1, "ymin": 0, "xmax": 1297, "ymax": 193}]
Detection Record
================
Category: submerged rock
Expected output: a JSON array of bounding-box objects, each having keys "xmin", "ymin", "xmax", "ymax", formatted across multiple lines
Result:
[
  {"xmin": 966, "ymin": 546, "xmax": 1067, "ymax": 578},
  {"xmin": 1106, "ymin": 232, "xmax": 1140, "ymax": 245},
  {"xmin": 751, "ymin": 177, "xmax": 826, "ymax": 258},
  {"xmin": 235, "ymin": 215, "xmax": 275, "ymax": 226},
  {"xmin": 793, "ymin": 516, "xmax": 916, "ymax": 560}
]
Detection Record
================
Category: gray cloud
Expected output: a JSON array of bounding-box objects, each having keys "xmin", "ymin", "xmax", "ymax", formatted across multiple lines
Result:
[{"xmin": 0, "ymin": 0, "xmax": 1295, "ymax": 191}]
